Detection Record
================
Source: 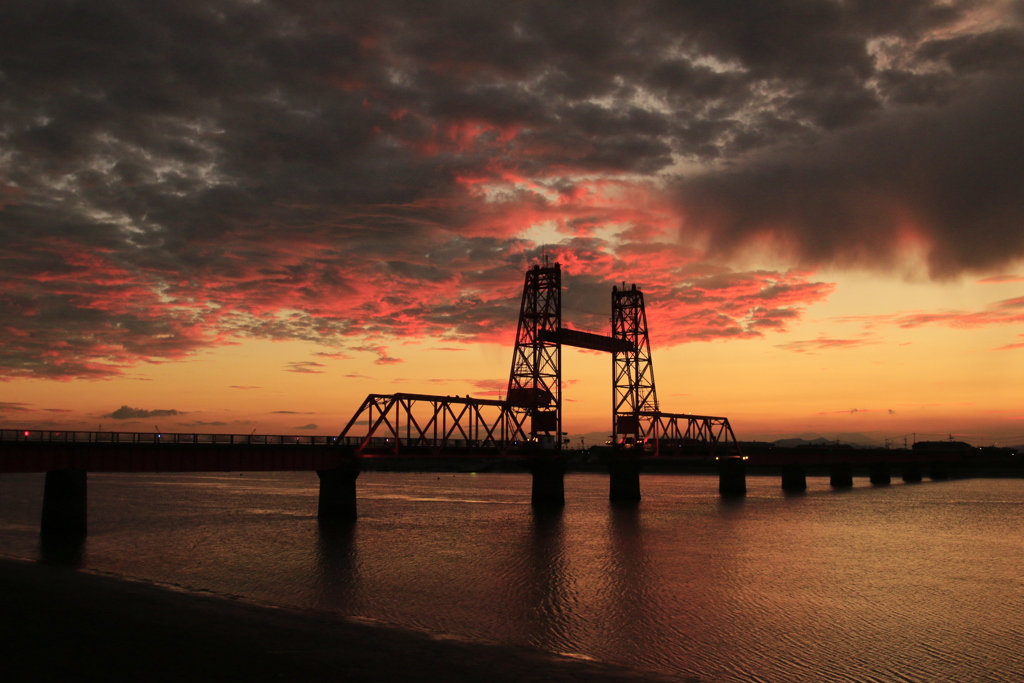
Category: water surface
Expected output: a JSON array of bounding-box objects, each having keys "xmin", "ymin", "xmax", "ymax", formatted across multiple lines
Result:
[{"xmin": 0, "ymin": 472, "xmax": 1020, "ymax": 681}]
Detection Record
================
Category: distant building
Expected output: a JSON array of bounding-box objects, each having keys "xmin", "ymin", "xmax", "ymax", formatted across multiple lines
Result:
[{"xmin": 912, "ymin": 440, "xmax": 975, "ymax": 452}]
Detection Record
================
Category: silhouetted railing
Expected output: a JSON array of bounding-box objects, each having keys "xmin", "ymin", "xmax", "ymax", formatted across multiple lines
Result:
[
  {"xmin": 0, "ymin": 429, "xmax": 528, "ymax": 452},
  {"xmin": 0, "ymin": 429, "xmax": 360, "ymax": 446}
]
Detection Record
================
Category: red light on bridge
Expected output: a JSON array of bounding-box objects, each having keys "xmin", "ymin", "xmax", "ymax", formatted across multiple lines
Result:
[{"xmin": 24, "ymin": 431, "xmax": 29, "ymax": 437}]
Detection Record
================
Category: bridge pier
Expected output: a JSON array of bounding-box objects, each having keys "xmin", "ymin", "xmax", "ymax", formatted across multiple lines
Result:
[
  {"xmin": 41, "ymin": 469, "xmax": 87, "ymax": 538},
  {"xmin": 718, "ymin": 457, "xmax": 746, "ymax": 496},
  {"xmin": 902, "ymin": 463, "xmax": 923, "ymax": 483},
  {"xmin": 929, "ymin": 462, "xmax": 949, "ymax": 481},
  {"xmin": 829, "ymin": 463, "xmax": 853, "ymax": 489},
  {"xmin": 317, "ymin": 460, "xmax": 361, "ymax": 522},
  {"xmin": 869, "ymin": 462, "xmax": 891, "ymax": 485},
  {"xmin": 781, "ymin": 463, "xmax": 806, "ymax": 492},
  {"xmin": 608, "ymin": 457, "xmax": 641, "ymax": 503},
  {"xmin": 529, "ymin": 458, "xmax": 565, "ymax": 507}
]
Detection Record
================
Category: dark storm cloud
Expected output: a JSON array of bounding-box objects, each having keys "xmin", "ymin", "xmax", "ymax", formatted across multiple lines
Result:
[
  {"xmin": 2, "ymin": 0, "xmax": 1020, "ymax": 378},
  {"xmin": 104, "ymin": 405, "xmax": 181, "ymax": 419},
  {"xmin": 675, "ymin": 72, "xmax": 1024, "ymax": 277}
]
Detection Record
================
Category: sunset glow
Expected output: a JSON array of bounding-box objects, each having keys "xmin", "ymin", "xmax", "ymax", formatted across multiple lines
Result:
[{"xmin": 2, "ymin": 1, "xmax": 1023, "ymax": 446}]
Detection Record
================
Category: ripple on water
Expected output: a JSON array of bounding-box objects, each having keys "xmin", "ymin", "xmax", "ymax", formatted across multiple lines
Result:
[{"xmin": 0, "ymin": 472, "xmax": 1021, "ymax": 682}]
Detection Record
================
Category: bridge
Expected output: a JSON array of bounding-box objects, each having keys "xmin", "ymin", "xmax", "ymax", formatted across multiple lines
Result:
[
  {"xmin": 0, "ymin": 262, "xmax": 965, "ymax": 537},
  {"xmin": 336, "ymin": 261, "xmax": 742, "ymax": 503}
]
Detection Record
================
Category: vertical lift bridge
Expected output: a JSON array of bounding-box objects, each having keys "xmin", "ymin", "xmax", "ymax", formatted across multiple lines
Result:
[{"xmin": 339, "ymin": 262, "xmax": 740, "ymax": 464}]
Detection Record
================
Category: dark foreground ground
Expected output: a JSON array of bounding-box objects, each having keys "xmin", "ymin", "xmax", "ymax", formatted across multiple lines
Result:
[{"xmin": 0, "ymin": 557, "xmax": 685, "ymax": 683}]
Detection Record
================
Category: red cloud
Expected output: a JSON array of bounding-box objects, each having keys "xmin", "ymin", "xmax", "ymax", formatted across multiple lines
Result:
[
  {"xmin": 352, "ymin": 345, "xmax": 403, "ymax": 365},
  {"xmin": 995, "ymin": 334, "xmax": 1024, "ymax": 351},
  {"xmin": 830, "ymin": 295, "xmax": 1024, "ymax": 337},
  {"xmin": 4, "ymin": 0, "xmax": 1024, "ymax": 387},
  {"xmin": 2, "ymin": 172, "xmax": 832, "ymax": 381},
  {"xmin": 1, "ymin": 243, "xmax": 220, "ymax": 381},
  {"xmin": 645, "ymin": 270, "xmax": 835, "ymax": 345},
  {"xmin": 895, "ymin": 296, "xmax": 1024, "ymax": 329},
  {"xmin": 977, "ymin": 275, "xmax": 1024, "ymax": 284},
  {"xmin": 2, "ymin": 226, "xmax": 834, "ymax": 381}
]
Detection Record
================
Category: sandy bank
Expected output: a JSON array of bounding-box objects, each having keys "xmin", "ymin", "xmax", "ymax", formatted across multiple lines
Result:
[{"xmin": 0, "ymin": 557, "xmax": 684, "ymax": 683}]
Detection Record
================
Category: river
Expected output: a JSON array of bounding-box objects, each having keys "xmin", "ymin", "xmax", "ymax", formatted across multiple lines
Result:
[{"xmin": 0, "ymin": 472, "xmax": 1021, "ymax": 682}]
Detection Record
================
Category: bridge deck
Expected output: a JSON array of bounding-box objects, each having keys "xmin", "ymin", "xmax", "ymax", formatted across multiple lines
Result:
[
  {"xmin": 1, "ymin": 430, "xmax": 965, "ymax": 474},
  {"xmin": 0, "ymin": 430, "xmax": 356, "ymax": 473},
  {"xmin": 0, "ymin": 429, "xmax": 548, "ymax": 473}
]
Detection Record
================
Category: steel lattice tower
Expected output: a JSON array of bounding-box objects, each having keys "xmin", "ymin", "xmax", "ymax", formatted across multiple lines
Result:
[
  {"xmin": 506, "ymin": 263, "xmax": 562, "ymax": 449},
  {"xmin": 611, "ymin": 283, "xmax": 658, "ymax": 446}
]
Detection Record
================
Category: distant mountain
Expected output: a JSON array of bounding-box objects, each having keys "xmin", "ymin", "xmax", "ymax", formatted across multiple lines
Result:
[
  {"xmin": 772, "ymin": 437, "xmax": 836, "ymax": 448},
  {"xmin": 772, "ymin": 433, "xmax": 881, "ymax": 448}
]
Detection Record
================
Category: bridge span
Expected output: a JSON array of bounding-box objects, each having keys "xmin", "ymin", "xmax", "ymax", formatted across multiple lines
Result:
[
  {"xmin": 1, "ymin": 428, "xmax": 967, "ymax": 539},
  {"xmin": 0, "ymin": 428, "xmax": 363, "ymax": 537},
  {"xmin": 0, "ymin": 262, "xmax": 966, "ymax": 538}
]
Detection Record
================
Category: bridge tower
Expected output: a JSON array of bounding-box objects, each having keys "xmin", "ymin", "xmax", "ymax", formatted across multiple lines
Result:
[
  {"xmin": 507, "ymin": 262, "xmax": 564, "ymax": 505},
  {"xmin": 506, "ymin": 262, "xmax": 562, "ymax": 450},
  {"xmin": 611, "ymin": 283, "xmax": 658, "ymax": 448},
  {"xmin": 607, "ymin": 283, "xmax": 657, "ymax": 503}
]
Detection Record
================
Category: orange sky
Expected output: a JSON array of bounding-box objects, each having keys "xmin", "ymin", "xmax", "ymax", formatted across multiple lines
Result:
[
  {"xmin": 3, "ymin": 2, "xmax": 1024, "ymax": 446},
  {"xmin": 5, "ymin": 263, "xmax": 1023, "ymax": 446}
]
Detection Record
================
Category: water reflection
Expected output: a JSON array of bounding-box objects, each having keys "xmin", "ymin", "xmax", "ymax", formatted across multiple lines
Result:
[
  {"xmin": 313, "ymin": 519, "xmax": 360, "ymax": 611},
  {"xmin": 602, "ymin": 506, "xmax": 660, "ymax": 665},
  {"xmin": 509, "ymin": 508, "xmax": 571, "ymax": 651},
  {"xmin": 717, "ymin": 494, "xmax": 746, "ymax": 511},
  {"xmin": 4, "ymin": 472, "xmax": 1020, "ymax": 682},
  {"xmin": 38, "ymin": 533, "xmax": 85, "ymax": 567}
]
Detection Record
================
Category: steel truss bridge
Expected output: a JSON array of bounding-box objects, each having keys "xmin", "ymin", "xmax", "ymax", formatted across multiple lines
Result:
[
  {"xmin": 3, "ymin": 263, "xmax": 976, "ymax": 533},
  {"xmin": 340, "ymin": 262, "xmax": 741, "ymax": 459}
]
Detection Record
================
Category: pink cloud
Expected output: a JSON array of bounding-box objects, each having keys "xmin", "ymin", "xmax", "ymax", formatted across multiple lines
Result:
[
  {"xmin": 284, "ymin": 361, "xmax": 326, "ymax": 374},
  {"xmin": 895, "ymin": 296, "xmax": 1024, "ymax": 329},
  {"xmin": 977, "ymin": 275, "xmax": 1024, "ymax": 284},
  {"xmin": 995, "ymin": 334, "xmax": 1024, "ymax": 351},
  {"xmin": 353, "ymin": 345, "xmax": 404, "ymax": 365}
]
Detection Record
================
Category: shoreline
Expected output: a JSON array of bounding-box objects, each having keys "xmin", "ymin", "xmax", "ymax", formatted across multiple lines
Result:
[{"xmin": 0, "ymin": 557, "xmax": 683, "ymax": 683}]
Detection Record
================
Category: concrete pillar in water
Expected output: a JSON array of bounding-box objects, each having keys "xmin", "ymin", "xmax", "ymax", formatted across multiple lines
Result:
[
  {"xmin": 41, "ymin": 469, "xmax": 87, "ymax": 538},
  {"xmin": 718, "ymin": 457, "xmax": 746, "ymax": 496},
  {"xmin": 781, "ymin": 463, "xmax": 806, "ymax": 492},
  {"xmin": 929, "ymin": 462, "xmax": 949, "ymax": 481},
  {"xmin": 317, "ymin": 460, "xmax": 361, "ymax": 522},
  {"xmin": 529, "ymin": 458, "xmax": 565, "ymax": 507},
  {"xmin": 902, "ymin": 463, "xmax": 923, "ymax": 483},
  {"xmin": 829, "ymin": 462, "xmax": 853, "ymax": 488},
  {"xmin": 869, "ymin": 462, "xmax": 891, "ymax": 485},
  {"xmin": 608, "ymin": 457, "xmax": 641, "ymax": 503}
]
